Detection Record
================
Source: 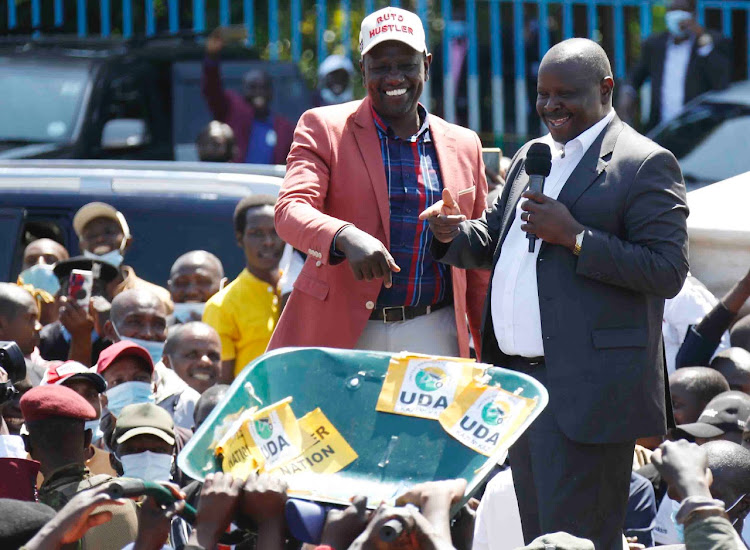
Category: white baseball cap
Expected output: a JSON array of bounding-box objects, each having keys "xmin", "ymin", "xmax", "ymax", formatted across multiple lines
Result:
[{"xmin": 359, "ymin": 7, "xmax": 427, "ymax": 57}]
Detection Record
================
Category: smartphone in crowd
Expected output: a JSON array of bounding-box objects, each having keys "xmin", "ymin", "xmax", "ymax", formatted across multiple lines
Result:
[{"xmin": 68, "ymin": 269, "xmax": 93, "ymax": 308}]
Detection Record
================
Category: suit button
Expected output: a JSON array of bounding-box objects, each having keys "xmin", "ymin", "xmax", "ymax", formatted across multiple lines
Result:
[
  {"xmin": 365, "ymin": 301, "xmax": 375, "ymax": 310},
  {"xmin": 316, "ymin": 261, "xmax": 322, "ymax": 267}
]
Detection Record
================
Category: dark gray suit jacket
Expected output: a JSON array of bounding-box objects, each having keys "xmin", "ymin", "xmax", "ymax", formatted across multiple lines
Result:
[{"xmin": 433, "ymin": 116, "xmax": 689, "ymax": 444}]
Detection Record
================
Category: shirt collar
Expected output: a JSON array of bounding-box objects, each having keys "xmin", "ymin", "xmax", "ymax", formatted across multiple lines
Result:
[
  {"xmin": 549, "ymin": 109, "xmax": 616, "ymax": 158},
  {"xmin": 372, "ymin": 104, "xmax": 431, "ymax": 142}
]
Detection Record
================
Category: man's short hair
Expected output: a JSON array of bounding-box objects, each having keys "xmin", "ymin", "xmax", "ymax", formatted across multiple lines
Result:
[
  {"xmin": 670, "ymin": 366, "xmax": 730, "ymax": 405},
  {"xmin": 703, "ymin": 440, "xmax": 750, "ymax": 497},
  {"xmin": 163, "ymin": 321, "xmax": 218, "ymax": 357},
  {"xmin": 730, "ymin": 315, "xmax": 750, "ymax": 352},
  {"xmin": 233, "ymin": 194, "xmax": 278, "ymax": 234},
  {"xmin": 0, "ymin": 283, "xmax": 33, "ymax": 322},
  {"xmin": 542, "ymin": 38, "xmax": 613, "ymax": 87},
  {"xmin": 193, "ymin": 384, "xmax": 229, "ymax": 427}
]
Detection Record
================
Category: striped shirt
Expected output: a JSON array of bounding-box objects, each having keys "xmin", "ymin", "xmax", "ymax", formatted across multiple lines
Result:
[{"xmin": 372, "ymin": 105, "xmax": 449, "ymax": 307}]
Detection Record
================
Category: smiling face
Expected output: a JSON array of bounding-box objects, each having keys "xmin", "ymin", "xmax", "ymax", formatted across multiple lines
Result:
[
  {"xmin": 168, "ymin": 257, "xmax": 223, "ymax": 304},
  {"xmin": 536, "ymin": 58, "xmax": 613, "ymax": 144},
  {"xmin": 362, "ymin": 41, "xmax": 430, "ymax": 129},
  {"xmin": 79, "ymin": 217, "xmax": 125, "ymax": 256},
  {"xmin": 166, "ymin": 327, "xmax": 222, "ymax": 394},
  {"xmin": 237, "ymin": 205, "xmax": 285, "ymax": 274}
]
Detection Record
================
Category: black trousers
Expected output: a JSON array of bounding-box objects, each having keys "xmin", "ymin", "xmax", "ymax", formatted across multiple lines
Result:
[{"xmin": 507, "ymin": 364, "xmax": 635, "ymax": 550}]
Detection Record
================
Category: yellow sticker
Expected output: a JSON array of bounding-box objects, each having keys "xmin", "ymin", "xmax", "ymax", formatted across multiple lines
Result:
[
  {"xmin": 376, "ymin": 353, "xmax": 483, "ymax": 420},
  {"xmin": 264, "ymin": 408, "xmax": 358, "ymax": 476},
  {"xmin": 216, "ymin": 408, "xmax": 258, "ymax": 478},
  {"xmin": 439, "ymin": 381, "xmax": 537, "ymax": 456},
  {"xmin": 242, "ymin": 397, "xmax": 305, "ymax": 471}
]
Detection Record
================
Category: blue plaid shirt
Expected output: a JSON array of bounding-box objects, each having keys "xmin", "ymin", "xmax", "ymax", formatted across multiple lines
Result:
[{"xmin": 372, "ymin": 105, "xmax": 449, "ymax": 308}]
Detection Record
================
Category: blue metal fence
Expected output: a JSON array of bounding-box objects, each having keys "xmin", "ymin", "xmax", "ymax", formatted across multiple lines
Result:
[{"xmin": 3, "ymin": 0, "xmax": 749, "ymax": 145}]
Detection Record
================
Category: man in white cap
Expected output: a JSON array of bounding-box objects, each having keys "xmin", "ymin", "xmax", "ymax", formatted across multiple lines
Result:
[
  {"xmin": 269, "ymin": 7, "xmax": 489, "ymax": 357},
  {"xmin": 72, "ymin": 201, "xmax": 172, "ymax": 312},
  {"xmin": 315, "ymin": 54, "xmax": 355, "ymax": 106}
]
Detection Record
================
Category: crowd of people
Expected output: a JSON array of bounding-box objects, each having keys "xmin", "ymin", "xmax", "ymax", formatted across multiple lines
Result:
[{"xmin": 0, "ymin": 1, "xmax": 748, "ymax": 549}]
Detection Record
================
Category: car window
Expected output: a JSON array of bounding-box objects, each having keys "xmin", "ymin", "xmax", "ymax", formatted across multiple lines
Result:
[
  {"xmin": 651, "ymin": 102, "xmax": 750, "ymax": 190},
  {"xmin": 102, "ymin": 74, "xmax": 153, "ymax": 130},
  {"xmin": 0, "ymin": 64, "xmax": 89, "ymax": 143}
]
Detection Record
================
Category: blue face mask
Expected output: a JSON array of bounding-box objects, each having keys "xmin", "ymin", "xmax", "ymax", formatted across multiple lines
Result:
[
  {"xmin": 105, "ymin": 381, "xmax": 154, "ymax": 417},
  {"xmin": 19, "ymin": 264, "xmax": 60, "ymax": 295},
  {"xmin": 85, "ymin": 419, "xmax": 103, "ymax": 443},
  {"xmin": 112, "ymin": 325, "xmax": 165, "ymax": 366},
  {"xmin": 83, "ymin": 249, "xmax": 124, "ymax": 268},
  {"xmin": 671, "ymin": 499, "xmax": 685, "ymax": 543}
]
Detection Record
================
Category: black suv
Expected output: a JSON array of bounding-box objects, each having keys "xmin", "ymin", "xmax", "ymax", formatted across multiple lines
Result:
[{"xmin": 0, "ymin": 35, "xmax": 313, "ymax": 161}]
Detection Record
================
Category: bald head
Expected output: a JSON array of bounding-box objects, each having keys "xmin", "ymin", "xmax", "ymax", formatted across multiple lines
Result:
[
  {"xmin": 0, "ymin": 283, "xmax": 36, "ymax": 320},
  {"xmin": 670, "ymin": 367, "xmax": 731, "ymax": 425},
  {"xmin": 710, "ymin": 348, "xmax": 750, "ymax": 394},
  {"xmin": 22, "ymin": 239, "xmax": 69, "ymax": 269},
  {"xmin": 540, "ymin": 38, "xmax": 613, "ymax": 88},
  {"xmin": 168, "ymin": 251, "xmax": 224, "ymax": 304},
  {"xmin": 730, "ymin": 315, "xmax": 750, "ymax": 354},
  {"xmin": 536, "ymin": 39, "xmax": 614, "ymax": 145},
  {"xmin": 193, "ymin": 384, "xmax": 229, "ymax": 429},
  {"xmin": 703, "ymin": 440, "xmax": 750, "ymax": 503},
  {"xmin": 108, "ymin": 289, "xmax": 167, "ymax": 342}
]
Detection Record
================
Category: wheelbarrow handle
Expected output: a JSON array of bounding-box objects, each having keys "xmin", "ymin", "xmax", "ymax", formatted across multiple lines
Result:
[{"xmin": 105, "ymin": 478, "xmax": 197, "ymax": 523}]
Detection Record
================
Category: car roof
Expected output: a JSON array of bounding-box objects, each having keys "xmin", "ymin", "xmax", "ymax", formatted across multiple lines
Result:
[
  {"xmin": 693, "ymin": 79, "xmax": 750, "ymax": 106},
  {"xmin": 0, "ymin": 160, "xmax": 284, "ymax": 198}
]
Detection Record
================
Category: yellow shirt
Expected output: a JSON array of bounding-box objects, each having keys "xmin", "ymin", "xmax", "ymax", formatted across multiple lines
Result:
[{"xmin": 203, "ymin": 269, "xmax": 280, "ymax": 377}]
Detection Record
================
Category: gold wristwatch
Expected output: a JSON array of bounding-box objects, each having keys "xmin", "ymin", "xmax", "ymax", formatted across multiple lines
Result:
[{"xmin": 573, "ymin": 230, "xmax": 585, "ymax": 256}]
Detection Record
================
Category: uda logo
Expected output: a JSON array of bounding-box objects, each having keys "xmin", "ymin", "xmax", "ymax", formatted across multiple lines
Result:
[
  {"xmin": 415, "ymin": 366, "xmax": 447, "ymax": 392},
  {"xmin": 254, "ymin": 418, "xmax": 274, "ymax": 439}
]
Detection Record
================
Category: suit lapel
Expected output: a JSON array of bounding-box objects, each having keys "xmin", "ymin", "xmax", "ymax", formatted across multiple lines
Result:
[
  {"xmin": 353, "ymin": 97, "xmax": 391, "ymax": 246},
  {"xmin": 556, "ymin": 115, "xmax": 623, "ymax": 210}
]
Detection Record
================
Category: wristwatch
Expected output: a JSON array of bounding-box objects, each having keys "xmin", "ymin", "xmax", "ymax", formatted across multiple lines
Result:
[{"xmin": 573, "ymin": 230, "xmax": 585, "ymax": 256}]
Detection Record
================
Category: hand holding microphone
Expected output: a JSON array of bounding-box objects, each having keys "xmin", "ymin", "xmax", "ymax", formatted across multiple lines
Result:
[{"xmin": 520, "ymin": 143, "xmax": 585, "ymax": 252}]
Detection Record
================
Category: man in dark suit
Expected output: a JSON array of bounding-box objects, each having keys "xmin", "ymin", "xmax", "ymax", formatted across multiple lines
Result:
[
  {"xmin": 420, "ymin": 38, "xmax": 689, "ymax": 549},
  {"xmin": 619, "ymin": 0, "xmax": 731, "ymax": 132}
]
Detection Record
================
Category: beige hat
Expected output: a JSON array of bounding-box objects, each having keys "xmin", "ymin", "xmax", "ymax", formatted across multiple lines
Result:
[
  {"xmin": 73, "ymin": 202, "xmax": 130, "ymax": 238},
  {"xmin": 359, "ymin": 7, "xmax": 427, "ymax": 57}
]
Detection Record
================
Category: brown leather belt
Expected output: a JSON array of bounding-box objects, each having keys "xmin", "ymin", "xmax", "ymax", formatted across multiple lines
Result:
[{"xmin": 370, "ymin": 300, "xmax": 450, "ymax": 323}]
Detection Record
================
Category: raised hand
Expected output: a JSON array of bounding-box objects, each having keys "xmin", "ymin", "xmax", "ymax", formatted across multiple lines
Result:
[{"xmin": 419, "ymin": 189, "xmax": 467, "ymax": 244}]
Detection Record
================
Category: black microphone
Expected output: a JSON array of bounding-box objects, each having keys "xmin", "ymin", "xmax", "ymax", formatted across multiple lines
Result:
[{"xmin": 525, "ymin": 143, "xmax": 552, "ymax": 253}]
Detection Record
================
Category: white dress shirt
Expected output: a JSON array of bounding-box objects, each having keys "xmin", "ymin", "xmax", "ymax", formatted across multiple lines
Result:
[
  {"xmin": 661, "ymin": 38, "xmax": 693, "ymax": 123},
  {"xmin": 491, "ymin": 110, "xmax": 615, "ymax": 358},
  {"xmin": 472, "ymin": 468, "xmax": 524, "ymax": 550}
]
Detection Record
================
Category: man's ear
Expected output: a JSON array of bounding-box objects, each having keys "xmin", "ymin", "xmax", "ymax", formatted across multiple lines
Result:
[
  {"xmin": 235, "ymin": 231, "xmax": 244, "ymax": 249},
  {"xmin": 423, "ymin": 52, "xmax": 432, "ymax": 82},
  {"xmin": 601, "ymin": 76, "xmax": 615, "ymax": 104},
  {"xmin": 84, "ymin": 428, "xmax": 93, "ymax": 449},
  {"xmin": 121, "ymin": 235, "xmax": 133, "ymax": 254},
  {"xmin": 162, "ymin": 355, "xmax": 172, "ymax": 369},
  {"xmin": 103, "ymin": 320, "xmax": 116, "ymax": 342}
]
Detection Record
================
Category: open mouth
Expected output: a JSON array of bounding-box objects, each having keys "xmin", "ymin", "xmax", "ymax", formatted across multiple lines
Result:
[
  {"xmin": 546, "ymin": 114, "xmax": 571, "ymax": 128},
  {"xmin": 385, "ymin": 88, "xmax": 407, "ymax": 97}
]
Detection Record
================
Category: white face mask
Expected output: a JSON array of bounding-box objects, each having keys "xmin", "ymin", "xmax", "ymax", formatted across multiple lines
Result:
[
  {"xmin": 172, "ymin": 302, "xmax": 206, "ymax": 323},
  {"xmin": 83, "ymin": 249, "xmax": 124, "ymax": 268},
  {"xmin": 119, "ymin": 450, "xmax": 173, "ymax": 481},
  {"xmin": 320, "ymin": 85, "xmax": 354, "ymax": 105}
]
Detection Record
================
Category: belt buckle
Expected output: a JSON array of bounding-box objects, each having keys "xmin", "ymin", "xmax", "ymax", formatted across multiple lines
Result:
[{"xmin": 382, "ymin": 305, "xmax": 406, "ymax": 324}]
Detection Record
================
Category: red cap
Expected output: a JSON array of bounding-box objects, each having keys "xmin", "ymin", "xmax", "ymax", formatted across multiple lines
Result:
[
  {"xmin": 96, "ymin": 340, "xmax": 154, "ymax": 375},
  {"xmin": 20, "ymin": 385, "xmax": 97, "ymax": 422},
  {"xmin": 42, "ymin": 361, "xmax": 107, "ymax": 393}
]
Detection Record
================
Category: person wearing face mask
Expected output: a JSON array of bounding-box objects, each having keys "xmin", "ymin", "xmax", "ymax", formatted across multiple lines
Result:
[
  {"xmin": 167, "ymin": 250, "xmax": 225, "ymax": 326},
  {"xmin": 20, "ymin": 384, "xmax": 140, "ymax": 549},
  {"xmin": 17, "ymin": 238, "xmax": 69, "ymax": 326},
  {"xmin": 38, "ymin": 257, "xmax": 118, "ymax": 367},
  {"xmin": 72, "ymin": 201, "xmax": 173, "ymax": 313},
  {"xmin": 110, "ymin": 403, "xmax": 176, "ymax": 483},
  {"xmin": 202, "ymin": 28, "xmax": 295, "ymax": 164},
  {"xmin": 96, "ymin": 340, "xmax": 157, "ymax": 420},
  {"xmin": 315, "ymin": 54, "xmax": 355, "ymax": 106},
  {"xmin": 41, "ymin": 361, "xmax": 116, "ymax": 477},
  {"xmin": 102, "ymin": 289, "xmax": 200, "ymax": 430},
  {"xmin": 618, "ymin": 0, "xmax": 732, "ymax": 131}
]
